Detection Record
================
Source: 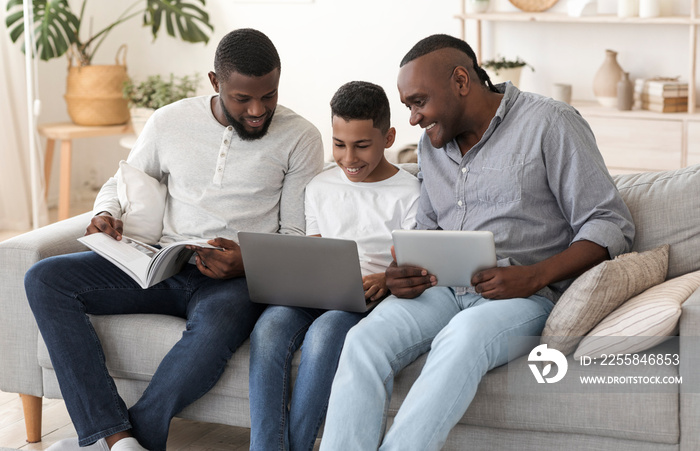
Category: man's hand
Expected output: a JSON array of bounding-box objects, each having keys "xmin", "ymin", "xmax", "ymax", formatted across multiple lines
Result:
[
  {"xmin": 471, "ymin": 240, "xmax": 609, "ymax": 300},
  {"xmin": 86, "ymin": 213, "xmax": 123, "ymax": 240},
  {"xmin": 471, "ymin": 266, "xmax": 541, "ymax": 300},
  {"xmin": 189, "ymin": 237, "xmax": 244, "ymax": 279},
  {"xmin": 363, "ymin": 273, "xmax": 389, "ymax": 302},
  {"xmin": 385, "ymin": 246, "xmax": 437, "ymax": 299}
]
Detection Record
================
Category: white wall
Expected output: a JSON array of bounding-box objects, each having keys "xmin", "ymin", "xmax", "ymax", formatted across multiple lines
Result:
[{"xmin": 32, "ymin": 0, "xmax": 698, "ymax": 206}]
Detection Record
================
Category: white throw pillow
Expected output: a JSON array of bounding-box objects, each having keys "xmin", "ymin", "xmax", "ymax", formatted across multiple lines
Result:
[
  {"xmin": 574, "ymin": 270, "xmax": 700, "ymax": 360},
  {"xmin": 117, "ymin": 160, "xmax": 167, "ymax": 244}
]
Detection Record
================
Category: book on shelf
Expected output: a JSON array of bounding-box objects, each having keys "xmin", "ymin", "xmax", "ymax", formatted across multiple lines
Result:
[
  {"xmin": 78, "ymin": 233, "xmax": 224, "ymax": 288},
  {"xmin": 639, "ymin": 93, "xmax": 689, "ymax": 105},
  {"xmin": 635, "ymin": 78, "xmax": 688, "ymax": 98},
  {"xmin": 640, "ymin": 101, "xmax": 689, "ymax": 113}
]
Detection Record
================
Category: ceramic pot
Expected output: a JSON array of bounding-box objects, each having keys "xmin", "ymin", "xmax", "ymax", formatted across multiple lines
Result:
[
  {"xmin": 129, "ymin": 107, "xmax": 156, "ymax": 137},
  {"xmin": 593, "ymin": 49, "xmax": 624, "ymax": 107},
  {"xmin": 617, "ymin": 72, "xmax": 634, "ymax": 110},
  {"xmin": 485, "ymin": 66, "xmax": 523, "ymax": 87},
  {"xmin": 467, "ymin": 0, "xmax": 490, "ymax": 13}
]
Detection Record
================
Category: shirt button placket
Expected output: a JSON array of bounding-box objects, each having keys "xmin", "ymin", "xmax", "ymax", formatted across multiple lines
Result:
[
  {"xmin": 214, "ymin": 129, "xmax": 232, "ymax": 185},
  {"xmin": 459, "ymin": 165, "xmax": 469, "ymax": 229}
]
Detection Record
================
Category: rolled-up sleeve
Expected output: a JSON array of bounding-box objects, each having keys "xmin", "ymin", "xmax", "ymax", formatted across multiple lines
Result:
[{"xmin": 544, "ymin": 109, "xmax": 635, "ymax": 258}]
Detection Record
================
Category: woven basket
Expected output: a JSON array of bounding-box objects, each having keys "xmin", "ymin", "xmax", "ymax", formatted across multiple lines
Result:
[
  {"xmin": 508, "ymin": 0, "xmax": 559, "ymax": 12},
  {"xmin": 64, "ymin": 45, "xmax": 130, "ymax": 126}
]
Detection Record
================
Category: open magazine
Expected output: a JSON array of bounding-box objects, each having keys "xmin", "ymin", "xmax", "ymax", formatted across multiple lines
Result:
[{"xmin": 78, "ymin": 233, "xmax": 223, "ymax": 289}]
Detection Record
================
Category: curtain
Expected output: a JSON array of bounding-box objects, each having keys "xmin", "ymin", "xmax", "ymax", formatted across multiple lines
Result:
[{"xmin": 1, "ymin": 5, "xmax": 48, "ymax": 231}]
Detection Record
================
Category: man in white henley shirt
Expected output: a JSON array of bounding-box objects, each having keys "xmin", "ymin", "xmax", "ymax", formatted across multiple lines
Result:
[{"xmin": 25, "ymin": 28, "xmax": 323, "ymax": 451}]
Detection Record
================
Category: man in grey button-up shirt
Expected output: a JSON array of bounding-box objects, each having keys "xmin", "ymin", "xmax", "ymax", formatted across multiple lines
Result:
[{"xmin": 321, "ymin": 34, "xmax": 634, "ymax": 450}]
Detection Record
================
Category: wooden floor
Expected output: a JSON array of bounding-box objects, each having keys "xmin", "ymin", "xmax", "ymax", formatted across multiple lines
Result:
[{"xmin": 0, "ymin": 390, "xmax": 256, "ymax": 450}]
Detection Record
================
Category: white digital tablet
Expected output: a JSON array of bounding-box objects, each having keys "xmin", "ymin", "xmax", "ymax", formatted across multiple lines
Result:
[{"xmin": 392, "ymin": 230, "xmax": 497, "ymax": 287}]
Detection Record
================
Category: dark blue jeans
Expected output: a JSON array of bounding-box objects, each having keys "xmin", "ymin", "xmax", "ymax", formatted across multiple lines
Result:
[
  {"xmin": 248, "ymin": 305, "xmax": 364, "ymax": 451},
  {"xmin": 25, "ymin": 251, "xmax": 264, "ymax": 451}
]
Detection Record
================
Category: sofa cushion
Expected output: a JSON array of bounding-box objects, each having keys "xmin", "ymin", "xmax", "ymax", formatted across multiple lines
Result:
[
  {"xmin": 390, "ymin": 352, "xmax": 679, "ymax": 445},
  {"xmin": 613, "ymin": 164, "xmax": 700, "ymax": 279},
  {"xmin": 574, "ymin": 269, "xmax": 700, "ymax": 359},
  {"xmin": 37, "ymin": 311, "xmax": 679, "ymax": 445},
  {"xmin": 37, "ymin": 313, "xmax": 301, "ymax": 401},
  {"xmin": 541, "ymin": 245, "xmax": 669, "ymax": 355}
]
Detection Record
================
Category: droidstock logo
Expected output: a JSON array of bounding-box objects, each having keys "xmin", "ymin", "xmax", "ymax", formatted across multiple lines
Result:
[{"xmin": 528, "ymin": 344, "xmax": 568, "ymax": 384}]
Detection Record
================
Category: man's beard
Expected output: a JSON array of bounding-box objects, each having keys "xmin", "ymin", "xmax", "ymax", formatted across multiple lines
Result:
[{"xmin": 220, "ymin": 98, "xmax": 275, "ymax": 141}]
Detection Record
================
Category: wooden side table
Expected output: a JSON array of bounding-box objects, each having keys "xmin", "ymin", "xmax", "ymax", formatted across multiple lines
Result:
[{"xmin": 38, "ymin": 122, "xmax": 133, "ymax": 221}]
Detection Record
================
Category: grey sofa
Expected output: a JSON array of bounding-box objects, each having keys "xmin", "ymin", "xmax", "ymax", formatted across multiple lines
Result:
[{"xmin": 2, "ymin": 164, "xmax": 700, "ymax": 450}]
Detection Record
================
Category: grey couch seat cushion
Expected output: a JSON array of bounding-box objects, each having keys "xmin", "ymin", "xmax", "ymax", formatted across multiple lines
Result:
[
  {"xmin": 390, "ymin": 351, "xmax": 678, "ymax": 445},
  {"xmin": 37, "ymin": 314, "xmax": 287, "ymax": 400},
  {"xmin": 39, "ymin": 313, "xmax": 679, "ymax": 445}
]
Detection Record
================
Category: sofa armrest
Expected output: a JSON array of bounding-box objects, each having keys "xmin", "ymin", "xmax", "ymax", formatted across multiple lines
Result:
[
  {"xmin": 0, "ymin": 212, "xmax": 92, "ymax": 396},
  {"xmin": 680, "ymin": 288, "xmax": 700, "ymax": 337},
  {"xmin": 680, "ymin": 288, "xmax": 700, "ymax": 450}
]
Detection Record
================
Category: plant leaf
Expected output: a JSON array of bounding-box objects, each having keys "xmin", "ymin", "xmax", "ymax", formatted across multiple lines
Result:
[
  {"xmin": 146, "ymin": 0, "xmax": 213, "ymax": 44},
  {"xmin": 5, "ymin": 0, "xmax": 79, "ymax": 61}
]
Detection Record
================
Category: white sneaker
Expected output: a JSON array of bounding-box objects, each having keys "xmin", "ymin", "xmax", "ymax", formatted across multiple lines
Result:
[
  {"xmin": 47, "ymin": 438, "xmax": 109, "ymax": 451},
  {"xmin": 110, "ymin": 437, "xmax": 148, "ymax": 451}
]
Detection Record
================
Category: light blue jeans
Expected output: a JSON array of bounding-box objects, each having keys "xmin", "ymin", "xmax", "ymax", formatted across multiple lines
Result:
[
  {"xmin": 319, "ymin": 287, "xmax": 554, "ymax": 451},
  {"xmin": 249, "ymin": 305, "xmax": 364, "ymax": 451}
]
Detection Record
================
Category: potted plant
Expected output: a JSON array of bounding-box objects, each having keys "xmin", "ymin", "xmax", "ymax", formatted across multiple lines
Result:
[
  {"xmin": 123, "ymin": 73, "xmax": 201, "ymax": 136},
  {"xmin": 466, "ymin": 0, "xmax": 491, "ymax": 13},
  {"xmin": 5, "ymin": 0, "xmax": 213, "ymax": 126},
  {"xmin": 481, "ymin": 56, "xmax": 534, "ymax": 88}
]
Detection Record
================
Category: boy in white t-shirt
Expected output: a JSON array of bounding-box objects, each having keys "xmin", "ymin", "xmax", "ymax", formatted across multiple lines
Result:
[{"xmin": 248, "ymin": 81, "xmax": 420, "ymax": 450}]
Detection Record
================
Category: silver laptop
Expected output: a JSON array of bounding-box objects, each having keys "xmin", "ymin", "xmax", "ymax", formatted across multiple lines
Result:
[
  {"xmin": 392, "ymin": 230, "xmax": 497, "ymax": 287},
  {"xmin": 238, "ymin": 232, "xmax": 370, "ymax": 312}
]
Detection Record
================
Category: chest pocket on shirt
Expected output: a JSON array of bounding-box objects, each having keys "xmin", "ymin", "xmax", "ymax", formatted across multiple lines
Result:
[{"xmin": 476, "ymin": 154, "xmax": 524, "ymax": 204}]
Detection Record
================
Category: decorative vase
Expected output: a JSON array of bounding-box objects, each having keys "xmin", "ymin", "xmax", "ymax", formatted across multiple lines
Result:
[
  {"xmin": 639, "ymin": 0, "xmax": 660, "ymax": 17},
  {"xmin": 485, "ymin": 66, "xmax": 523, "ymax": 87},
  {"xmin": 617, "ymin": 0, "xmax": 638, "ymax": 17},
  {"xmin": 617, "ymin": 72, "xmax": 634, "ymax": 110},
  {"xmin": 567, "ymin": 0, "xmax": 597, "ymax": 17},
  {"xmin": 593, "ymin": 49, "xmax": 624, "ymax": 107}
]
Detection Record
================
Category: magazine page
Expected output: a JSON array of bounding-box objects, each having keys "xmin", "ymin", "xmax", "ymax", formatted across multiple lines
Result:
[
  {"xmin": 78, "ymin": 235, "xmax": 224, "ymax": 289},
  {"xmin": 78, "ymin": 233, "xmax": 152, "ymax": 287}
]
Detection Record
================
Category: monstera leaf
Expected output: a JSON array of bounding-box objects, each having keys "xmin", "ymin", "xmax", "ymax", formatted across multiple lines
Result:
[
  {"xmin": 5, "ymin": 0, "xmax": 80, "ymax": 61},
  {"xmin": 4, "ymin": 0, "xmax": 212, "ymax": 64},
  {"xmin": 145, "ymin": 0, "xmax": 212, "ymax": 44}
]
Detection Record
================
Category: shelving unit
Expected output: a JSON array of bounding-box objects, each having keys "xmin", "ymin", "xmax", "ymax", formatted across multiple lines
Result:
[{"xmin": 455, "ymin": 1, "xmax": 700, "ymax": 172}]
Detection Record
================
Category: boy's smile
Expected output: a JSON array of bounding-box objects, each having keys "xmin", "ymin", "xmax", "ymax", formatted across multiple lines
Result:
[{"xmin": 332, "ymin": 117, "xmax": 397, "ymax": 183}]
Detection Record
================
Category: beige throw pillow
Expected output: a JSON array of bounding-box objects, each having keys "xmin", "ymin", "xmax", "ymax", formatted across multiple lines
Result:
[
  {"xmin": 541, "ymin": 244, "xmax": 669, "ymax": 356},
  {"xmin": 574, "ymin": 270, "xmax": 700, "ymax": 359},
  {"xmin": 117, "ymin": 160, "xmax": 167, "ymax": 244}
]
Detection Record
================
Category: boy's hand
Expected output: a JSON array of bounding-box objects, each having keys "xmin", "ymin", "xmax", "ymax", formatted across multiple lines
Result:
[
  {"xmin": 385, "ymin": 246, "xmax": 437, "ymax": 299},
  {"xmin": 190, "ymin": 238, "xmax": 244, "ymax": 279},
  {"xmin": 363, "ymin": 273, "xmax": 389, "ymax": 302},
  {"xmin": 86, "ymin": 212, "xmax": 123, "ymax": 240}
]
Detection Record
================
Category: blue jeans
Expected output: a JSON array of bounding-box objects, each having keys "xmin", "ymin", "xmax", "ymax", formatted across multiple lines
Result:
[
  {"xmin": 319, "ymin": 287, "xmax": 554, "ymax": 451},
  {"xmin": 24, "ymin": 251, "xmax": 264, "ymax": 451},
  {"xmin": 249, "ymin": 305, "xmax": 364, "ymax": 451}
]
